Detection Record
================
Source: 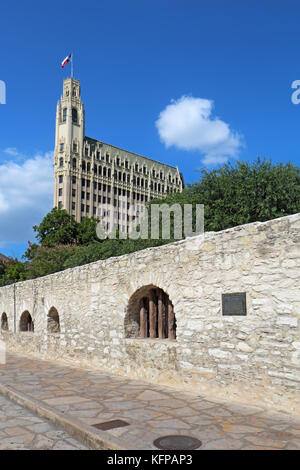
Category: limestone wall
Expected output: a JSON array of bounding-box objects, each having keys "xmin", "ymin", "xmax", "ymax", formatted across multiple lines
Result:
[{"xmin": 0, "ymin": 213, "xmax": 299, "ymax": 413}]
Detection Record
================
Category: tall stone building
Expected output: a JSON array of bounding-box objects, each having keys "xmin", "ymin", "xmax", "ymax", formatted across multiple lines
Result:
[{"xmin": 53, "ymin": 77, "xmax": 184, "ymax": 234}]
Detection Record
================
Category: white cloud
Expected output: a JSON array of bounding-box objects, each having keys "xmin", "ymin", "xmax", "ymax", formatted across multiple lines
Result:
[
  {"xmin": 156, "ymin": 96, "xmax": 243, "ymax": 165},
  {"xmin": 0, "ymin": 151, "xmax": 53, "ymax": 248},
  {"xmin": 3, "ymin": 147, "xmax": 19, "ymax": 156}
]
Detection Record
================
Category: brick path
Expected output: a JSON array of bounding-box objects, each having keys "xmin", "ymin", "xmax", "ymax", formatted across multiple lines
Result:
[
  {"xmin": 0, "ymin": 394, "xmax": 87, "ymax": 450},
  {"xmin": 0, "ymin": 352, "xmax": 299, "ymax": 450}
]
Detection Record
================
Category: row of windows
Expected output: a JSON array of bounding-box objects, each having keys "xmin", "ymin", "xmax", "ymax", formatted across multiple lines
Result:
[
  {"xmin": 61, "ymin": 107, "xmax": 78, "ymax": 124},
  {"xmin": 1, "ymin": 309, "xmax": 60, "ymax": 334},
  {"xmin": 58, "ymin": 173, "xmax": 176, "ymax": 195},
  {"xmin": 61, "ymin": 199, "xmax": 145, "ymax": 215},
  {"xmin": 59, "ymin": 152, "xmax": 179, "ymax": 184},
  {"xmin": 59, "ymin": 143, "xmax": 78, "ymax": 153},
  {"xmin": 59, "ymin": 185, "xmax": 149, "ymax": 203}
]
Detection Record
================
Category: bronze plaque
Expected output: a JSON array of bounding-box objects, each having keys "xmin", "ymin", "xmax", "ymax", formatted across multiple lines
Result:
[{"xmin": 222, "ymin": 292, "xmax": 246, "ymax": 316}]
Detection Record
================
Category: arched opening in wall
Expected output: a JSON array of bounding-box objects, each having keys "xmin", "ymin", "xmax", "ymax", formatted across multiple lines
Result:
[
  {"xmin": 47, "ymin": 307, "xmax": 60, "ymax": 333},
  {"xmin": 19, "ymin": 311, "xmax": 34, "ymax": 332},
  {"xmin": 125, "ymin": 285, "xmax": 176, "ymax": 340},
  {"xmin": 1, "ymin": 312, "xmax": 8, "ymax": 331}
]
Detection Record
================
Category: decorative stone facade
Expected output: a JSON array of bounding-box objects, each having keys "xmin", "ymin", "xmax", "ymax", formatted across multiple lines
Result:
[
  {"xmin": 0, "ymin": 213, "xmax": 300, "ymax": 413},
  {"xmin": 53, "ymin": 78, "xmax": 183, "ymax": 227}
]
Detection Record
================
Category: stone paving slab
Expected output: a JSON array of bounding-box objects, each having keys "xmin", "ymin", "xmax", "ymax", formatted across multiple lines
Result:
[
  {"xmin": 0, "ymin": 352, "xmax": 299, "ymax": 450},
  {"xmin": 0, "ymin": 394, "xmax": 87, "ymax": 450}
]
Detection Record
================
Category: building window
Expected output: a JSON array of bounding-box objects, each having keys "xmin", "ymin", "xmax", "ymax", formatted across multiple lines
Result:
[
  {"xmin": 86, "ymin": 180, "xmax": 90, "ymax": 188},
  {"xmin": 98, "ymin": 183, "xmax": 101, "ymax": 190},
  {"xmin": 87, "ymin": 162, "xmax": 90, "ymax": 172},
  {"xmin": 58, "ymin": 201, "xmax": 62, "ymax": 209},
  {"xmin": 60, "ymin": 143, "xmax": 64, "ymax": 152},
  {"xmin": 81, "ymin": 204, "xmax": 84, "ymax": 212},
  {"xmin": 19, "ymin": 311, "xmax": 34, "ymax": 333},
  {"xmin": 106, "ymin": 153, "xmax": 109, "ymax": 163},
  {"xmin": 59, "ymin": 175, "xmax": 63, "ymax": 184},
  {"xmin": 86, "ymin": 193, "xmax": 90, "ymax": 201},
  {"xmin": 72, "ymin": 202, "xmax": 75, "ymax": 210},
  {"xmin": 47, "ymin": 307, "xmax": 60, "ymax": 333},
  {"xmin": 85, "ymin": 147, "xmax": 89, "ymax": 157},
  {"xmin": 73, "ymin": 142, "xmax": 77, "ymax": 153},
  {"xmin": 72, "ymin": 176, "xmax": 76, "ymax": 184},
  {"xmin": 72, "ymin": 108, "xmax": 78, "ymax": 123},
  {"xmin": 72, "ymin": 189, "xmax": 76, "ymax": 198},
  {"xmin": 59, "ymin": 158, "xmax": 63, "ymax": 167},
  {"xmin": 86, "ymin": 205, "xmax": 90, "ymax": 213},
  {"xmin": 81, "ymin": 191, "xmax": 85, "ymax": 199},
  {"xmin": 62, "ymin": 108, "xmax": 67, "ymax": 122},
  {"xmin": 58, "ymin": 188, "xmax": 62, "ymax": 197},
  {"xmin": 72, "ymin": 158, "xmax": 76, "ymax": 169},
  {"xmin": 125, "ymin": 286, "xmax": 176, "ymax": 339},
  {"xmin": 1, "ymin": 312, "xmax": 8, "ymax": 331}
]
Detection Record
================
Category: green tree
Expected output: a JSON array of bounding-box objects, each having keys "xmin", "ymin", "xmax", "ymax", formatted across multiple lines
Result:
[
  {"xmin": 33, "ymin": 208, "xmax": 79, "ymax": 247},
  {"xmin": 77, "ymin": 216, "xmax": 100, "ymax": 245},
  {"xmin": 0, "ymin": 259, "xmax": 27, "ymax": 286},
  {"xmin": 25, "ymin": 245, "xmax": 77, "ymax": 280},
  {"xmin": 22, "ymin": 241, "xmax": 39, "ymax": 261},
  {"xmin": 148, "ymin": 158, "xmax": 300, "ymax": 234}
]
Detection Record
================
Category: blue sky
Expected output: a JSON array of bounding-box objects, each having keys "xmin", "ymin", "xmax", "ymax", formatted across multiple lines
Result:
[{"xmin": 1, "ymin": 0, "xmax": 300, "ymax": 258}]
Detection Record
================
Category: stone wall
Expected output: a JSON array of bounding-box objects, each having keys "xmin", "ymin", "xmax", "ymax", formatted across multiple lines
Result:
[{"xmin": 0, "ymin": 213, "xmax": 300, "ymax": 413}]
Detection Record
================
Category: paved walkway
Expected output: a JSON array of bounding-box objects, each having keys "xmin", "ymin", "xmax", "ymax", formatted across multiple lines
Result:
[
  {"xmin": 0, "ymin": 394, "xmax": 87, "ymax": 450},
  {"xmin": 0, "ymin": 352, "xmax": 299, "ymax": 450}
]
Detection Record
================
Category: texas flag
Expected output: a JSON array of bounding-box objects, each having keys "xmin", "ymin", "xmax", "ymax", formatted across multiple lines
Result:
[{"xmin": 61, "ymin": 54, "xmax": 72, "ymax": 68}]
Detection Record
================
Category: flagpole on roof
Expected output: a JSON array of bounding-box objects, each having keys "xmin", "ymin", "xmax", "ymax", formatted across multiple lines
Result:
[{"xmin": 71, "ymin": 52, "xmax": 73, "ymax": 78}]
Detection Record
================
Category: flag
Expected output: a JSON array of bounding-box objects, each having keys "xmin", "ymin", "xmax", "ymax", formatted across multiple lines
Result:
[{"xmin": 61, "ymin": 54, "xmax": 72, "ymax": 68}]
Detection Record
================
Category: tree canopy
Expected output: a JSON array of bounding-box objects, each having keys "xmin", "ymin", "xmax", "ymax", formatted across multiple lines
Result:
[{"xmin": 1, "ymin": 158, "xmax": 299, "ymax": 286}]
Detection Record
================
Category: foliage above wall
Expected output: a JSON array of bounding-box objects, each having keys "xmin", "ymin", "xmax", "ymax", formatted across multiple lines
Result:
[{"xmin": 1, "ymin": 158, "xmax": 299, "ymax": 286}]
